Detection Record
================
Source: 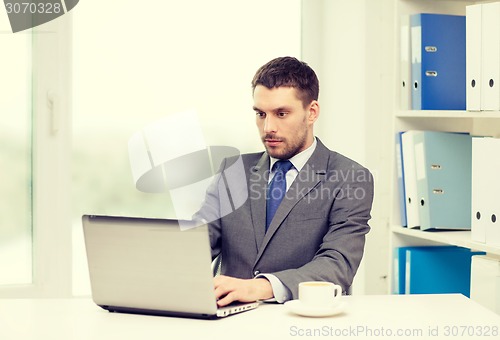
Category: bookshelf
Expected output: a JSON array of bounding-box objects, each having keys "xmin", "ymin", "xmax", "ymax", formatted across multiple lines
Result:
[
  {"xmin": 389, "ymin": 0, "xmax": 500, "ymax": 293},
  {"xmin": 392, "ymin": 227, "xmax": 500, "ymax": 257}
]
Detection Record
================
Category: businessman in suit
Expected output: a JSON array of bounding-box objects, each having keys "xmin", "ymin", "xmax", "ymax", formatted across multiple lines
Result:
[{"xmin": 194, "ymin": 56, "xmax": 374, "ymax": 306}]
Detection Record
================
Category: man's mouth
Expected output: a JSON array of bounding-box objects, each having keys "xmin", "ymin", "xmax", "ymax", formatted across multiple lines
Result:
[{"xmin": 264, "ymin": 138, "xmax": 283, "ymax": 146}]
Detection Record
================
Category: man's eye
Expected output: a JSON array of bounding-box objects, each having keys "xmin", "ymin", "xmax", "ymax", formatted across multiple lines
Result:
[
  {"xmin": 256, "ymin": 111, "xmax": 266, "ymax": 118},
  {"xmin": 277, "ymin": 112, "xmax": 287, "ymax": 117}
]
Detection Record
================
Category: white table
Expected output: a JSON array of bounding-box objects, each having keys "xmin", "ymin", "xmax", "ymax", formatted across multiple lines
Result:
[{"xmin": 1, "ymin": 294, "xmax": 499, "ymax": 339}]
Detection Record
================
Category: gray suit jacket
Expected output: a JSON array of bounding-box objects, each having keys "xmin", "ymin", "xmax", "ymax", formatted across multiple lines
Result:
[{"xmin": 194, "ymin": 138, "xmax": 373, "ymax": 299}]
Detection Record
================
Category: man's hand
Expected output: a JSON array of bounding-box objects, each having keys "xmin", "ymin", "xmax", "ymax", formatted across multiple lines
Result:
[{"xmin": 213, "ymin": 275, "xmax": 274, "ymax": 307}]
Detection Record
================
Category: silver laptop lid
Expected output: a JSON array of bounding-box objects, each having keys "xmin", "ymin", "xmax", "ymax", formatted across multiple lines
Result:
[{"xmin": 82, "ymin": 215, "xmax": 218, "ymax": 316}]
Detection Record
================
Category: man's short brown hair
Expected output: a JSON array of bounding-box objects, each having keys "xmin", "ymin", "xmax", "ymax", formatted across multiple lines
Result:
[{"xmin": 251, "ymin": 56, "xmax": 319, "ymax": 108}]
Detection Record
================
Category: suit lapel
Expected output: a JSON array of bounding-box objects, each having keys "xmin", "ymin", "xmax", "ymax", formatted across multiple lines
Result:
[
  {"xmin": 254, "ymin": 140, "xmax": 330, "ymax": 265},
  {"xmin": 249, "ymin": 153, "xmax": 270, "ymax": 251}
]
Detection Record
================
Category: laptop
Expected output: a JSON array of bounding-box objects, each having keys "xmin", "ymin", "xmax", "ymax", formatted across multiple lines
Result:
[{"xmin": 82, "ymin": 214, "xmax": 259, "ymax": 319}]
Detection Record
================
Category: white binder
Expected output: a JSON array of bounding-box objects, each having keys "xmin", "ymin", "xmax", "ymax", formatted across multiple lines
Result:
[
  {"xmin": 401, "ymin": 131, "xmax": 420, "ymax": 229},
  {"xmin": 471, "ymin": 137, "xmax": 490, "ymax": 243},
  {"xmin": 486, "ymin": 138, "xmax": 500, "ymax": 247},
  {"xmin": 466, "ymin": 4, "xmax": 482, "ymax": 111},
  {"xmin": 481, "ymin": 2, "xmax": 500, "ymax": 111},
  {"xmin": 470, "ymin": 255, "xmax": 500, "ymax": 315},
  {"xmin": 400, "ymin": 15, "xmax": 411, "ymax": 110}
]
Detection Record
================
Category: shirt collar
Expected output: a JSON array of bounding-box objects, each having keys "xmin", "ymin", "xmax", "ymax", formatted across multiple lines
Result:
[{"xmin": 269, "ymin": 137, "xmax": 317, "ymax": 172}]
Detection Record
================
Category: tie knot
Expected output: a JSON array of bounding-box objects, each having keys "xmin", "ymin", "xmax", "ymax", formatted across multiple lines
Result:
[{"xmin": 273, "ymin": 160, "xmax": 293, "ymax": 174}]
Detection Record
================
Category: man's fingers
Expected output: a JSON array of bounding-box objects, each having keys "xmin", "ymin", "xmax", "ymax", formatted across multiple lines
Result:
[
  {"xmin": 213, "ymin": 275, "xmax": 270, "ymax": 306},
  {"xmin": 214, "ymin": 284, "xmax": 231, "ymax": 300},
  {"xmin": 214, "ymin": 275, "xmax": 231, "ymax": 298},
  {"xmin": 214, "ymin": 276, "xmax": 240, "ymax": 306},
  {"xmin": 216, "ymin": 291, "xmax": 238, "ymax": 307}
]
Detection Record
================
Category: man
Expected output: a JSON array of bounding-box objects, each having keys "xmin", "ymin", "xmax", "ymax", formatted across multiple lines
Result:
[{"xmin": 194, "ymin": 56, "xmax": 373, "ymax": 307}]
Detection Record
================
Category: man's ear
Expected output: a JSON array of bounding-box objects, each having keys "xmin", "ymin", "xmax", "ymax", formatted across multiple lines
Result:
[{"xmin": 308, "ymin": 100, "xmax": 320, "ymax": 124}]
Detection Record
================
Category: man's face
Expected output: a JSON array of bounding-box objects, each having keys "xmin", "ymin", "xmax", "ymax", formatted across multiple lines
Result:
[{"xmin": 253, "ymin": 85, "xmax": 319, "ymax": 160}]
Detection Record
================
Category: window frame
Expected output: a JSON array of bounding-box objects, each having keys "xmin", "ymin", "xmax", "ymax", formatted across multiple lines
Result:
[{"xmin": 0, "ymin": 16, "xmax": 73, "ymax": 298}]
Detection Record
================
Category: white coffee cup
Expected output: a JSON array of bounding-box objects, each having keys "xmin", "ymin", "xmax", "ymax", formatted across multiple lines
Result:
[{"xmin": 298, "ymin": 281, "xmax": 342, "ymax": 308}]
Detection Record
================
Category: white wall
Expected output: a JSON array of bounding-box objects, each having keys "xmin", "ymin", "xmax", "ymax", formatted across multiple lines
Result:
[
  {"xmin": 309, "ymin": 1, "xmax": 368, "ymax": 162},
  {"xmin": 302, "ymin": 0, "xmax": 395, "ymax": 294}
]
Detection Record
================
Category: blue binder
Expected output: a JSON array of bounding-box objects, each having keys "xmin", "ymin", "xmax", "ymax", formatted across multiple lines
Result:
[
  {"xmin": 392, "ymin": 247, "xmax": 407, "ymax": 294},
  {"xmin": 410, "ymin": 14, "xmax": 466, "ymax": 110},
  {"xmin": 394, "ymin": 246, "xmax": 485, "ymax": 297},
  {"xmin": 412, "ymin": 131, "xmax": 472, "ymax": 230}
]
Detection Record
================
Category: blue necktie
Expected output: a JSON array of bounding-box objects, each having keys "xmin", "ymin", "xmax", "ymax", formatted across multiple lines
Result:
[{"xmin": 266, "ymin": 160, "xmax": 293, "ymax": 231}]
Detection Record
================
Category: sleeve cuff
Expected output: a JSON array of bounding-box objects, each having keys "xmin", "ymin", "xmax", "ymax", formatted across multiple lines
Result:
[{"xmin": 255, "ymin": 273, "xmax": 292, "ymax": 303}]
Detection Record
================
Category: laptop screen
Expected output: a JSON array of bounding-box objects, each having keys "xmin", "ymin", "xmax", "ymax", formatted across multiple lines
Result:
[{"xmin": 82, "ymin": 215, "xmax": 219, "ymax": 316}]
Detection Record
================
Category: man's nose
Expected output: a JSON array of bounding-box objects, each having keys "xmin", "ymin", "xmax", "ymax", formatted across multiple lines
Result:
[{"xmin": 263, "ymin": 115, "xmax": 277, "ymax": 134}]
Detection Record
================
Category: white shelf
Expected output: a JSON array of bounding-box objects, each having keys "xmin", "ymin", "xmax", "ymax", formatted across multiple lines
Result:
[
  {"xmin": 397, "ymin": 110, "xmax": 500, "ymax": 118},
  {"xmin": 391, "ymin": 226, "xmax": 500, "ymax": 256}
]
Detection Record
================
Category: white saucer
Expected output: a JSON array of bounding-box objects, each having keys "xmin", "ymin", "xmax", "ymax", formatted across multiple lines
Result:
[{"xmin": 284, "ymin": 300, "xmax": 346, "ymax": 317}]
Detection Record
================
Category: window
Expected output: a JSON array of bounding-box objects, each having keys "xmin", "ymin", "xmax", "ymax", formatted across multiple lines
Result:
[{"xmin": 0, "ymin": 13, "xmax": 33, "ymax": 285}]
